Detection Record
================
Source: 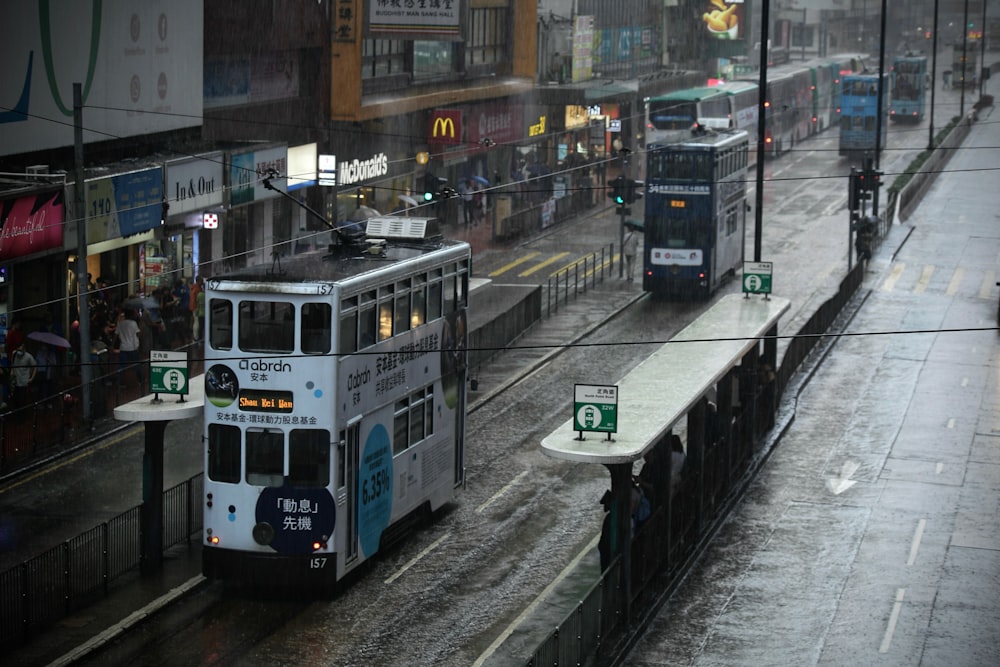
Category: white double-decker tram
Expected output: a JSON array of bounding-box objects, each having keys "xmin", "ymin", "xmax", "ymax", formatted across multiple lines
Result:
[{"xmin": 201, "ymin": 233, "xmax": 471, "ymax": 588}]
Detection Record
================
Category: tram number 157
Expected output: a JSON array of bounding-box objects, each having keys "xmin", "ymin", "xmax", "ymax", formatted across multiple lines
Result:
[{"xmin": 310, "ymin": 557, "xmax": 328, "ymax": 569}]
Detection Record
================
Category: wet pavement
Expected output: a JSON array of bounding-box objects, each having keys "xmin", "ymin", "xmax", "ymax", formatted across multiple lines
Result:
[{"xmin": 7, "ymin": 71, "xmax": 998, "ymax": 666}]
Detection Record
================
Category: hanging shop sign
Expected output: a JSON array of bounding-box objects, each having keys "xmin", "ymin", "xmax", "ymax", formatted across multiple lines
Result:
[{"xmin": 165, "ymin": 153, "xmax": 224, "ymax": 216}]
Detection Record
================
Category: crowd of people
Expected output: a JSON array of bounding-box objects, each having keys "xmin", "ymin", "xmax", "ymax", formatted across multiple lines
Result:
[{"xmin": 1, "ymin": 275, "xmax": 205, "ymax": 416}]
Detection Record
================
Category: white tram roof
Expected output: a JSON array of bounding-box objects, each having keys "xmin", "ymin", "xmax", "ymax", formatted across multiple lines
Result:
[
  {"xmin": 541, "ymin": 294, "xmax": 790, "ymax": 465},
  {"xmin": 209, "ymin": 238, "xmax": 470, "ymax": 293}
]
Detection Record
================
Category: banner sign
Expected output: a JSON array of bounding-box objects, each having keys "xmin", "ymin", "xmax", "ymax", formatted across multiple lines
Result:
[
  {"xmin": 369, "ymin": 0, "xmax": 460, "ymax": 38},
  {"xmin": 86, "ymin": 167, "xmax": 163, "ymax": 242},
  {"xmin": 0, "ymin": 190, "xmax": 65, "ymax": 261}
]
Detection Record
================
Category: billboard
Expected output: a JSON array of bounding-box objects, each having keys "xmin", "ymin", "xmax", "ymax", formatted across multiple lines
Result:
[
  {"xmin": 0, "ymin": 0, "xmax": 203, "ymax": 157},
  {"xmin": 701, "ymin": 0, "xmax": 746, "ymax": 41}
]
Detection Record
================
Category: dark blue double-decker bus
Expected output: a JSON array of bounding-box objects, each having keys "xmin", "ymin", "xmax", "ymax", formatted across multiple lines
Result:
[
  {"xmin": 889, "ymin": 55, "xmax": 927, "ymax": 122},
  {"xmin": 839, "ymin": 74, "xmax": 888, "ymax": 157},
  {"xmin": 642, "ymin": 129, "xmax": 750, "ymax": 299}
]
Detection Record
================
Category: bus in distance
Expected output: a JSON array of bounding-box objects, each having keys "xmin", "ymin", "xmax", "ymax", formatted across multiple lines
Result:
[
  {"xmin": 642, "ymin": 129, "xmax": 750, "ymax": 299},
  {"xmin": 889, "ymin": 55, "xmax": 927, "ymax": 122}
]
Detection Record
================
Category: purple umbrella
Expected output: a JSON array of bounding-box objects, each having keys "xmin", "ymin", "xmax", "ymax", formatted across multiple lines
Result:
[{"xmin": 27, "ymin": 331, "xmax": 71, "ymax": 349}]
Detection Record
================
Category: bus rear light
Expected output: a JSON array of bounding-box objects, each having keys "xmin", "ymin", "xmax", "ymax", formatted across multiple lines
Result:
[
  {"xmin": 765, "ymin": 136, "xmax": 773, "ymax": 144},
  {"xmin": 812, "ymin": 116, "xmax": 817, "ymax": 123}
]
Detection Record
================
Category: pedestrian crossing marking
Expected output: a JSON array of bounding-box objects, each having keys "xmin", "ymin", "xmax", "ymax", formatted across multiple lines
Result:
[
  {"xmin": 914, "ymin": 265, "xmax": 934, "ymax": 293},
  {"xmin": 946, "ymin": 267, "xmax": 964, "ymax": 296},
  {"xmin": 519, "ymin": 252, "xmax": 570, "ymax": 277},
  {"xmin": 979, "ymin": 270, "xmax": 995, "ymax": 300},
  {"xmin": 488, "ymin": 251, "xmax": 541, "ymax": 278},
  {"xmin": 882, "ymin": 263, "xmax": 905, "ymax": 291}
]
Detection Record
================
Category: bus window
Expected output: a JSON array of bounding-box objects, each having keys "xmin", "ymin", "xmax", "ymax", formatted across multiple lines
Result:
[
  {"xmin": 359, "ymin": 290, "xmax": 377, "ymax": 348},
  {"xmin": 301, "ymin": 302, "xmax": 331, "ymax": 354},
  {"xmin": 289, "ymin": 429, "xmax": 331, "ymax": 487},
  {"xmin": 394, "ymin": 398, "xmax": 409, "ymax": 454},
  {"xmin": 394, "ymin": 279, "xmax": 411, "ymax": 335},
  {"xmin": 239, "ymin": 301, "xmax": 294, "ymax": 353},
  {"xmin": 378, "ymin": 296, "xmax": 393, "ymax": 341},
  {"xmin": 411, "ymin": 275, "xmax": 427, "ymax": 329},
  {"xmin": 208, "ymin": 423, "xmax": 241, "ymax": 483},
  {"xmin": 339, "ymin": 296, "xmax": 358, "ymax": 355},
  {"xmin": 246, "ymin": 428, "xmax": 283, "ymax": 487},
  {"xmin": 427, "ymin": 277, "xmax": 442, "ymax": 321},
  {"xmin": 210, "ymin": 299, "xmax": 233, "ymax": 351}
]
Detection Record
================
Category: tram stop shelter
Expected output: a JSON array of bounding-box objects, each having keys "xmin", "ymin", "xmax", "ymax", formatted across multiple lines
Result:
[
  {"xmin": 114, "ymin": 373, "xmax": 204, "ymax": 574},
  {"xmin": 540, "ymin": 294, "xmax": 790, "ymax": 619}
]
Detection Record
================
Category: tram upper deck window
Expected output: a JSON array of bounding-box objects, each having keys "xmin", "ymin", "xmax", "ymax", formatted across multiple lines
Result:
[
  {"xmin": 394, "ymin": 278, "xmax": 411, "ymax": 335},
  {"xmin": 289, "ymin": 429, "xmax": 331, "ymax": 487},
  {"xmin": 246, "ymin": 428, "xmax": 283, "ymax": 487},
  {"xmin": 378, "ymin": 284, "xmax": 394, "ymax": 342},
  {"xmin": 239, "ymin": 300, "xmax": 295, "ymax": 353},
  {"xmin": 208, "ymin": 423, "xmax": 241, "ymax": 483},
  {"xmin": 411, "ymin": 274, "xmax": 427, "ymax": 329},
  {"xmin": 210, "ymin": 299, "xmax": 233, "ymax": 350},
  {"xmin": 427, "ymin": 269, "xmax": 443, "ymax": 321},
  {"xmin": 339, "ymin": 296, "xmax": 359, "ymax": 355},
  {"xmin": 359, "ymin": 290, "xmax": 377, "ymax": 348},
  {"xmin": 301, "ymin": 302, "xmax": 331, "ymax": 354},
  {"xmin": 692, "ymin": 154, "xmax": 712, "ymax": 181}
]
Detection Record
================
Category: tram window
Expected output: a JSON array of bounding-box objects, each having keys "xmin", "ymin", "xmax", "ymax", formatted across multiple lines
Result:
[
  {"xmin": 693, "ymin": 155, "xmax": 711, "ymax": 181},
  {"xmin": 864, "ymin": 116, "xmax": 875, "ymax": 132},
  {"xmin": 246, "ymin": 428, "xmax": 284, "ymax": 487},
  {"xmin": 339, "ymin": 310, "xmax": 358, "ymax": 355},
  {"xmin": 209, "ymin": 299, "xmax": 233, "ymax": 351},
  {"xmin": 393, "ymin": 399, "xmax": 409, "ymax": 454},
  {"xmin": 666, "ymin": 218, "xmax": 688, "ymax": 247},
  {"xmin": 378, "ymin": 299, "xmax": 393, "ymax": 341},
  {"xmin": 208, "ymin": 424, "xmax": 241, "ymax": 483},
  {"xmin": 444, "ymin": 273, "xmax": 457, "ymax": 314},
  {"xmin": 693, "ymin": 219, "xmax": 711, "ymax": 248},
  {"xmin": 840, "ymin": 115, "xmax": 851, "ymax": 131},
  {"xmin": 239, "ymin": 301, "xmax": 294, "ymax": 353},
  {"xmin": 424, "ymin": 391, "xmax": 434, "ymax": 436},
  {"xmin": 395, "ymin": 279, "xmax": 411, "ymax": 335},
  {"xmin": 301, "ymin": 302, "xmax": 332, "ymax": 354},
  {"xmin": 409, "ymin": 398, "xmax": 425, "ymax": 443},
  {"xmin": 359, "ymin": 290, "xmax": 377, "ymax": 349},
  {"xmin": 427, "ymin": 278, "xmax": 443, "ymax": 321},
  {"xmin": 411, "ymin": 276, "xmax": 427, "ymax": 329},
  {"xmin": 289, "ymin": 429, "xmax": 331, "ymax": 487}
]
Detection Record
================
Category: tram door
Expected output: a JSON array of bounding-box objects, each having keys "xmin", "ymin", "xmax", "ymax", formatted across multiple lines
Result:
[{"xmin": 340, "ymin": 421, "xmax": 360, "ymax": 564}]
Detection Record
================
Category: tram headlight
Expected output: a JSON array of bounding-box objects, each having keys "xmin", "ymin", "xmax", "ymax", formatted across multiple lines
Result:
[{"xmin": 252, "ymin": 521, "xmax": 276, "ymax": 546}]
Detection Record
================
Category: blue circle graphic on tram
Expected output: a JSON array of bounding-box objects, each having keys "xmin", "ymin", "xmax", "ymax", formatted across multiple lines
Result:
[
  {"xmin": 205, "ymin": 364, "xmax": 239, "ymax": 407},
  {"xmin": 256, "ymin": 480, "xmax": 336, "ymax": 554},
  {"xmin": 358, "ymin": 422, "xmax": 394, "ymax": 557}
]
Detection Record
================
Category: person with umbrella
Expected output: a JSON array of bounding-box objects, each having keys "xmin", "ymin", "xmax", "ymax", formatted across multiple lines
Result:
[{"xmin": 11, "ymin": 340, "xmax": 36, "ymax": 413}]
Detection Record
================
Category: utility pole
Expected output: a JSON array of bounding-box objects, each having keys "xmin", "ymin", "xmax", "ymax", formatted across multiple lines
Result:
[
  {"xmin": 753, "ymin": 0, "xmax": 771, "ymax": 262},
  {"xmin": 74, "ymin": 83, "xmax": 92, "ymax": 423},
  {"xmin": 961, "ymin": 0, "xmax": 969, "ymax": 117},
  {"xmin": 929, "ymin": 0, "xmax": 939, "ymax": 150},
  {"xmin": 873, "ymin": 0, "xmax": 887, "ymax": 218}
]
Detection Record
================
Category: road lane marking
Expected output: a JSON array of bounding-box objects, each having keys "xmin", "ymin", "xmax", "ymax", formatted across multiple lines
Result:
[
  {"xmin": 882, "ymin": 263, "xmax": 905, "ymax": 291},
  {"xmin": 488, "ymin": 251, "xmax": 541, "ymax": 277},
  {"xmin": 384, "ymin": 532, "xmax": 450, "ymax": 585},
  {"xmin": 946, "ymin": 267, "xmax": 964, "ymax": 296},
  {"xmin": 907, "ymin": 518, "xmax": 926, "ymax": 566},
  {"xmin": 979, "ymin": 270, "xmax": 995, "ymax": 300},
  {"xmin": 936, "ymin": 462, "xmax": 944, "ymax": 474},
  {"xmin": 476, "ymin": 470, "xmax": 528, "ymax": 513},
  {"xmin": 947, "ymin": 418, "xmax": 955, "ymax": 429},
  {"xmin": 914, "ymin": 265, "xmax": 934, "ymax": 293},
  {"xmin": 880, "ymin": 588, "xmax": 906, "ymax": 653},
  {"xmin": 520, "ymin": 252, "xmax": 570, "ymax": 277},
  {"xmin": 472, "ymin": 533, "xmax": 600, "ymax": 667}
]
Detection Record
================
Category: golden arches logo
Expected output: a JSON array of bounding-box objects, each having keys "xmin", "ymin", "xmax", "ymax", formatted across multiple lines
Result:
[{"xmin": 432, "ymin": 116, "xmax": 456, "ymax": 139}]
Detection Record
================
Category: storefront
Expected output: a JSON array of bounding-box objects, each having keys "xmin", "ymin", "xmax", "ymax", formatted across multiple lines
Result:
[{"xmin": 0, "ymin": 188, "xmax": 67, "ymax": 340}]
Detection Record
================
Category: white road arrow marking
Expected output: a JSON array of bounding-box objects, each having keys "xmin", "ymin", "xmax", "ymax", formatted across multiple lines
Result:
[{"xmin": 826, "ymin": 460, "xmax": 859, "ymax": 495}]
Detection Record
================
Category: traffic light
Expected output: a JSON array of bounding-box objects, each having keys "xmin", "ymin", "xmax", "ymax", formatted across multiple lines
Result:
[
  {"xmin": 848, "ymin": 168, "xmax": 863, "ymax": 212},
  {"xmin": 625, "ymin": 179, "xmax": 644, "ymax": 204},
  {"xmin": 608, "ymin": 176, "xmax": 626, "ymax": 205},
  {"xmin": 423, "ymin": 173, "xmax": 447, "ymax": 202}
]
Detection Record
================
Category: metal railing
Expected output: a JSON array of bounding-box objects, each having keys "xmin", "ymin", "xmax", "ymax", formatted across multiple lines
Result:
[
  {"xmin": 0, "ymin": 473, "xmax": 203, "ymax": 647},
  {"xmin": 545, "ymin": 244, "xmax": 615, "ymax": 316}
]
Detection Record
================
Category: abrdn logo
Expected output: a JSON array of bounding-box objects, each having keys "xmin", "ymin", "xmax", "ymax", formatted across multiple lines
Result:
[{"xmin": 430, "ymin": 111, "xmax": 461, "ymax": 144}]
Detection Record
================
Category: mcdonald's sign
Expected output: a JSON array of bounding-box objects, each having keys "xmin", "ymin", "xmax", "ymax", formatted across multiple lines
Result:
[{"xmin": 429, "ymin": 110, "xmax": 462, "ymax": 145}]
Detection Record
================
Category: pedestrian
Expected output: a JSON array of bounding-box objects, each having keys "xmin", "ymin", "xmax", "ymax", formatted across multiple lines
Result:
[
  {"xmin": 11, "ymin": 341, "xmax": 36, "ymax": 411},
  {"xmin": 623, "ymin": 225, "xmax": 639, "ymax": 283},
  {"xmin": 943, "ymin": 70, "xmax": 951, "ymax": 89},
  {"xmin": 114, "ymin": 309, "xmax": 143, "ymax": 388},
  {"xmin": 34, "ymin": 342, "xmax": 58, "ymax": 406},
  {"xmin": 5, "ymin": 319, "xmax": 24, "ymax": 362},
  {"xmin": 194, "ymin": 277, "xmax": 206, "ymax": 341},
  {"xmin": 460, "ymin": 180, "xmax": 475, "ymax": 226},
  {"xmin": 189, "ymin": 276, "xmax": 202, "ymax": 341}
]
